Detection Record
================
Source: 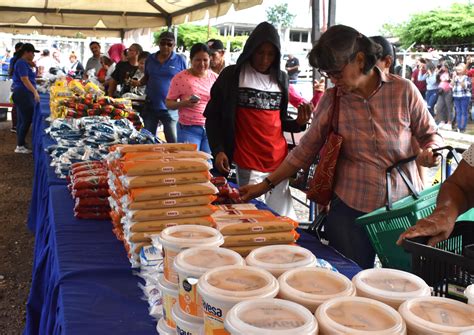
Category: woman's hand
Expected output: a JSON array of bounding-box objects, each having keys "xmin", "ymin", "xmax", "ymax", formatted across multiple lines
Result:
[
  {"xmin": 215, "ymin": 152, "xmax": 230, "ymax": 175},
  {"xmin": 296, "ymin": 102, "xmax": 313, "ymax": 126},
  {"xmin": 239, "ymin": 182, "xmax": 269, "ymax": 202},
  {"xmin": 130, "ymin": 79, "xmax": 140, "ymax": 87},
  {"xmin": 417, "ymin": 148, "xmax": 441, "ymax": 167}
]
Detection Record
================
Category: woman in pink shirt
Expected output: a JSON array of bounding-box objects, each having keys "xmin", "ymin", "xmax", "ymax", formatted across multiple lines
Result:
[{"xmin": 166, "ymin": 43, "xmax": 217, "ymax": 153}]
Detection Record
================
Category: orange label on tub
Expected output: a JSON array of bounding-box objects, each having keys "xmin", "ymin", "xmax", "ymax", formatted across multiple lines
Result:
[
  {"xmin": 202, "ymin": 297, "xmax": 229, "ymax": 335},
  {"xmin": 178, "ymin": 277, "xmax": 203, "ymax": 317},
  {"xmin": 163, "ymin": 248, "xmax": 179, "ymax": 284},
  {"xmin": 163, "ymin": 291, "xmax": 177, "ymax": 328}
]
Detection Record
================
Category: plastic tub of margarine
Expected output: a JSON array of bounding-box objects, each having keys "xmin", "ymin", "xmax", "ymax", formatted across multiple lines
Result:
[
  {"xmin": 174, "ymin": 246, "xmax": 245, "ymax": 318},
  {"xmin": 172, "ymin": 303, "xmax": 203, "ymax": 335},
  {"xmin": 398, "ymin": 296, "xmax": 474, "ymax": 334},
  {"xmin": 156, "ymin": 317, "xmax": 177, "ymax": 335},
  {"xmin": 245, "ymin": 245, "xmax": 317, "ymax": 277},
  {"xmin": 224, "ymin": 298, "xmax": 318, "ymax": 335},
  {"xmin": 197, "ymin": 265, "xmax": 279, "ymax": 335},
  {"xmin": 465, "ymin": 284, "xmax": 474, "ymax": 305},
  {"xmin": 159, "ymin": 225, "xmax": 224, "ymax": 284},
  {"xmin": 315, "ymin": 296, "xmax": 406, "ymax": 334},
  {"xmin": 352, "ymin": 268, "xmax": 431, "ymax": 309},
  {"xmin": 278, "ymin": 267, "xmax": 355, "ymax": 312},
  {"xmin": 157, "ymin": 274, "xmax": 179, "ymax": 329}
]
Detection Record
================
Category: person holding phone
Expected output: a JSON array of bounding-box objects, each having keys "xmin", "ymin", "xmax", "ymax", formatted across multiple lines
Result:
[{"xmin": 165, "ymin": 43, "xmax": 217, "ymax": 154}]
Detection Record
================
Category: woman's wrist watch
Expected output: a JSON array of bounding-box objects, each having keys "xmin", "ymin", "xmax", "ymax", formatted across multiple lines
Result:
[{"xmin": 263, "ymin": 177, "xmax": 275, "ymax": 189}]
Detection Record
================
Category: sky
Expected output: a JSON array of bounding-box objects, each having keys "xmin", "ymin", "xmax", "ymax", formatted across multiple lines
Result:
[{"xmin": 211, "ymin": 0, "xmax": 471, "ymax": 36}]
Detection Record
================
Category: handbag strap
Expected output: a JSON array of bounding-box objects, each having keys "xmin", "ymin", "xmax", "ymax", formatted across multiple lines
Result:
[{"xmin": 329, "ymin": 88, "xmax": 340, "ymax": 134}]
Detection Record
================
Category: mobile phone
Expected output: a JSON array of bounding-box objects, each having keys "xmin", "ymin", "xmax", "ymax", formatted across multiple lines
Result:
[{"xmin": 190, "ymin": 94, "xmax": 201, "ymax": 102}]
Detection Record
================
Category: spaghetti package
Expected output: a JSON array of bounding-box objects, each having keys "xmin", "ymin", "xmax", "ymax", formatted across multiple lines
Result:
[
  {"xmin": 222, "ymin": 230, "xmax": 300, "ymax": 248},
  {"xmin": 126, "ymin": 205, "xmax": 217, "ymax": 222},
  {"xmin": 119, "ymin": 159, "xmax": 211, "ymax": 176},
  {"xmin": 127, "ymin": 216, "xmax": 216, "ymax": 233},
  {"xmin": 126, "ymin": 195, "xmax": 216, "ymax": 210},
  {"xmin": 215, "ymin": 216, "xmax": 298, "ymax": 235},
  {"xmin": 119, "ymin": 171, "xmax": 211, "ymax": 189},
  {"xmin": 127, "ymin": 182, "xmax": 218, "ymax": 202}
]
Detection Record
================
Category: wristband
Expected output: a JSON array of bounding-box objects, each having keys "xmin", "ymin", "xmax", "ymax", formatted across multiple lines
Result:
[{"xmin": 263, "ymin": 177, "xmax": 275, "ymax": 189}]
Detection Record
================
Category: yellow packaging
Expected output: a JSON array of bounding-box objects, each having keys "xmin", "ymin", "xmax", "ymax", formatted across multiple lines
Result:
[
  {"xmin": 129, "ymin": 216, "xmax": 216, "ymax": 232},
  {"xmin": 222, "ymin": 230, "xmax": 299, "ymax": 247},
  {"xmin": 128, "ymin": 195, "xmax": 216, "ymax": 210},
  {"xmin": 129, "ymin": 182, "xmax": 218, "ymax": 202},
  {"xmin": 128, "ymin": 205, "xmax": 217, "ymax": 222},
  {"xmin": 215, "ymin": 216, "xmax": 298, "ymax": 235},
  {"xmin": 121, "ymin": 171, "xmax": 211, "ymax": 189}
]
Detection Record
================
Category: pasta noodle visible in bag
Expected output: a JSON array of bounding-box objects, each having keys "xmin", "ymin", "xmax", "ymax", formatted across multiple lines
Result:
[
  {"xmin": 222, "ymin": 230, "xmax": 300, "ymax": 247},
  {"xmin": 211, "ymin": 209, "xmax": 276, "ymax": 219},
  {"xmin": 129, "ymin": 182, "xmax": 218, "ymax": 202},
  {"xmin": 122, "ymin": 151, "xmax": 212, "ymax": 161},
  {"xmin": 127, "ymin": 195, "xmax": 216, "ymax": 210},
  {"xmin": 215, "ymin": 216, "xmax": 298, "ymax": 235},
  {"xmin": 128, "ymin": 216, "xmax": 215, "ymax": 232},
  {"xmin": 127, "ymin": 205, "xmax": 217, "ymax": 222},
  {"xmin": 111, "ymin": 143, "xmax": 197, "ymax": 155},
  {"xmin": 120, "ymin": 171, "xmax": 211, "ymax": 189},
  {"xmin": 120, "ymin": 159, "xmax": 210, "ymax": 176}
]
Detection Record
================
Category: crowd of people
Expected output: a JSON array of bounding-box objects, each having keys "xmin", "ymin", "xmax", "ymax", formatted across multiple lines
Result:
[{"xmin": 5, "ymin": 22, "xmax": 474, "ymax": 269}]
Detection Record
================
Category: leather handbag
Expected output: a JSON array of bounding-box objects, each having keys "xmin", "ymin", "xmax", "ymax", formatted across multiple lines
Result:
[{"xmin": 307, "ymin": 89, "xmax": 343, "ymax": 205}]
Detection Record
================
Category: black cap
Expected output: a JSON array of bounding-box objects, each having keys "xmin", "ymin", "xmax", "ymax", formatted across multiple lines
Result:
[
  {"xmin": 22, "ymin": 43, "xmax": 40, "ymax": 53},
  {"xmin": 159, "ymin": 31, "xmax": 175, "ymax": 41},
  {"xmin": 207, "ymin": 39, "xmax": 225, "ymax": 52},
  {"xmin": 14, "ymin": 42, "xmax": 24, "ymax": 50}
]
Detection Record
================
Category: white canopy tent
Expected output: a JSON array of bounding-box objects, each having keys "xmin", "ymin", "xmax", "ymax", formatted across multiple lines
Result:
[{"xmin": 0, "ymin": 0, "xmax": 263, "ymax": 38}]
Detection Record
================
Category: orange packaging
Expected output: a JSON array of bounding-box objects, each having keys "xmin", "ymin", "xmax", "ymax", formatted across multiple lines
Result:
[
  {"xmin": 128, "ymin": 205, "xmax": 217, "ymax": 222},
  {"xmin": 129, "ymin": 232, "xmax": 160, "ymax": 243},
  {"xmin": 129, "ymin": 182, "xmax": 218, "ymax": 202},
  {"xmin": 128, "ymin": 195, "xmax": 216, "ymax": 210},
  {"xmin": 129, "ymin": 216, "xmax": 216, "ymax": 232},
  {"xmin": 121, "ymin": 171, "xmax": 211, "ymax": 189},
  {"xmin": 221, "ymin": 230, "xmax": 300, "ymax": 248},
  {"xmin": 215, "ymin": 216, "xmax": 298, "ymax": 235},
  {"xmin": 111, "ymin": 143, "xmax": 197, "ymax": 154},
  {"xmin": 123, "ymin": 150, "xmax": 211, "ymax": 161},
  {"xmin": 211, "ymin": 209, "xmax": 276, "ymax": 219},
  {"xmin": 120, "ymin": 159, "xmax": 210, "ymax": 176}
]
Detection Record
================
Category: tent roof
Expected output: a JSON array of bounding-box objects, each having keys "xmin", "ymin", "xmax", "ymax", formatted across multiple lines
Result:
[{"xmin": 0, "ymin": 0, "xmax": 263, "ymax": 37}]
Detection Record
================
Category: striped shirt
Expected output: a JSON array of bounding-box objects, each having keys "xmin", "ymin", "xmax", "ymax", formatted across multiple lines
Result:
[{"xmin": 286, "ymin": 70, "xmax": 444, "ymax": 213}]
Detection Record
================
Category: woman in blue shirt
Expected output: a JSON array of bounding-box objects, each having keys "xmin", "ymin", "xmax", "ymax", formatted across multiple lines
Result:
[{"xmin": 11, "ymin": 43, "xmax": 40, "ymax": 154}]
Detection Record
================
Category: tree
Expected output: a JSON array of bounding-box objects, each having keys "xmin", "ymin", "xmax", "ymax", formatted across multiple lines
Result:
[
  {"xmin": 153, "ymin": 24, "xmax": 247, "ymax": 52},
  {"xmin": 391, "ymin": 3, "xmax": 474, "ymax": 49},
  {"xmin": 266, "ymin": 3, "xmax": 295, "ymax": 30}
]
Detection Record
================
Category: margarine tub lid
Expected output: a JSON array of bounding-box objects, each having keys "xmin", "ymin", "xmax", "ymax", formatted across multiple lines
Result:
[
  {"xmin": 159, "ymin": 225, "xmax": 224, "ymax": 251},
  {"xmin": 353, "ymin": 268, "xmax": 430, "ymax": 301},
  {"xmin": 157, "ymin": 317, "xmax": 177, "ymax": 335},
  {"xmin": 316, "ymin": 296, "xmax": 406, "ymax": 334},
  {"xmin": 174, "ymin": 246, "xmax": 245, "ymax": 278},
  {"xmin": 224, "ymin": 298, "xmax": 318, "ymax": 335},
  {"xmin": 157, "ymin": 274, "xmax": 178, "ymax": 295},
  {"xmin": 399, "ymin": 296, "xmax": 474, "ymax": 333},
  {"xmin": 279, "ymin": 267, "xmax": 355, "ymax": 301},
  {"xmin": 197, "ymin": 265, "xmax": 279, "ymax": 301},
  {"xmin": 246, "ymin": 245, "xmax": 317, "ymax": 270}
]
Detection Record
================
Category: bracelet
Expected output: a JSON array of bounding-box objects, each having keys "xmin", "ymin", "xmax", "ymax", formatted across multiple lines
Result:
[{"xmin": 263, "ymin": 177, "xmax": 276, "ymax": 189}]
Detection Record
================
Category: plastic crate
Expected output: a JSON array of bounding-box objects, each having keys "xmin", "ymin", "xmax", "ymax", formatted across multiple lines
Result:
[
  {"xmin": 402, "ymin": 221, "xmax": 474, "ymax": 302},
  {"xmin": 356, "ymin": 184, "xmax": 440, "ymax": 271}
]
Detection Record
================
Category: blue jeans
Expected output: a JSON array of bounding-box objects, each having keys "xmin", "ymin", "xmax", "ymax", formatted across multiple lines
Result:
[
  {"xmin": 12, "ymin": 89, "xmax": 35, "ymax": 146},
  {"xmin": 453, "ymin": 96, "xmax": 470, "ymax": 131},
  {"xmin": 425, "ymin": 89, "xmax": 438, "ymax": 117},
  {"xmin": 143, "ymin": 104, "xmax": 178, "ymax": 143},
  {"xmin": 325, "ymin": 197, "xmax": 375, "ymax": 269},
  {"xmin": 177, "ymin": 123, "xmax": 211, "ymax": 154}
]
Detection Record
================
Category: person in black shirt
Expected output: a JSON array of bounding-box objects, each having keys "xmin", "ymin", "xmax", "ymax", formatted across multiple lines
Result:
[
  {"xmin": 108, "ymin": 43, "xmax": 143, "ymax": 97},
  {"xmin": 285, "ymin": 54, "xmax": 300, "ymax": 83}
]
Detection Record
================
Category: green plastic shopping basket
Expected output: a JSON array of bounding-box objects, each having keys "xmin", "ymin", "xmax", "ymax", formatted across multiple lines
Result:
[{"xmin": 356, "ymin": 146, "xmax": 465, "ymax": 271}]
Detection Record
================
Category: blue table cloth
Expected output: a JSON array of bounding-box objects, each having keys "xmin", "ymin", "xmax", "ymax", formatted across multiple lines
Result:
[{"xmin": 24, "ymin": 186, "xmax": 156, "ymax": 335}]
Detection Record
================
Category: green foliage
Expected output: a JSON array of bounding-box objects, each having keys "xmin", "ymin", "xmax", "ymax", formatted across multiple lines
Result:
[
  {"xmin": 266, "ymin": 3, "xmax": 295, "ymax": 29},
  {"xmin": 153, "ymin": 24, "xmax": 247, "ymax": 52},
  {"xmin": 395, "ymin": 3, "xmax": 474, "ymax": 48}
]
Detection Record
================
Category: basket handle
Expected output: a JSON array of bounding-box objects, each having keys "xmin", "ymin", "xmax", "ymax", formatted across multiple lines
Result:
[{"xmin": 385, "ymin": 146, "xmax": 460, "ymax": 211}]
